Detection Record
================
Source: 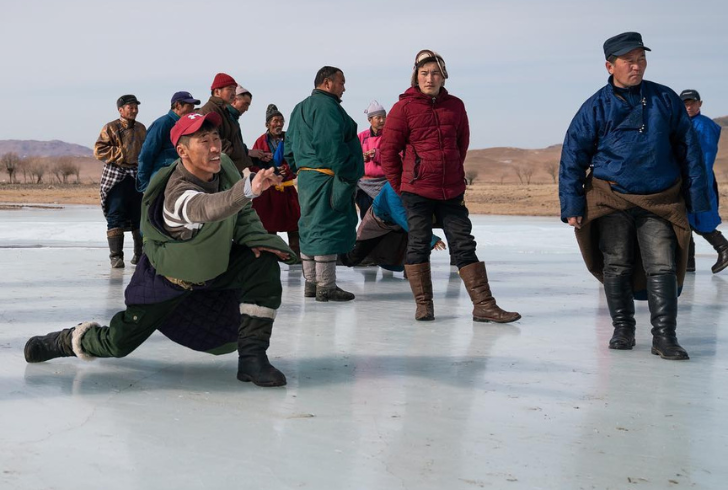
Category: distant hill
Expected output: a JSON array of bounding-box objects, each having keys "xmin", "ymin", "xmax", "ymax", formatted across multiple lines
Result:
[
  {"xmin": 0, "ymin": 140, "xmax": 93, "ymax": 158},
  {"xmin": 464, "ymin": 115, "xmax": 728, "ymax": 184}
]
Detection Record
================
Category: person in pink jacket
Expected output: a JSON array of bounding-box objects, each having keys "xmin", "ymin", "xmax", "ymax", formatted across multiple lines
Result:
[{"xmin": 355, "ymin": 100, "xmax": 388, "ymax": 218}]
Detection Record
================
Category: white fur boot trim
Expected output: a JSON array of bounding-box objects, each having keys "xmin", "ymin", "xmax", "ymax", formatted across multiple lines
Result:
[
  {"xmin": 239, "ymin": 304, "xmax": 277, "ymax": 320},
  {"xmin": 71, "ymin": 322, "xmax": 99, "ymax": 362}
]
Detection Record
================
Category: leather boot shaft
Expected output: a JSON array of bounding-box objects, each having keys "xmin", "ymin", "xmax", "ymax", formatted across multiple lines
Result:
[
  {"xmin": 699, "ymin": 229, "xmax": 728, "ymax": 274},
  {"xmin": 404, "ymin": 263, "xmax": 434, "ymax": 321},
  {"xmin": 646, "ymin": 274, "xmax": 689, "ymax": 360},
  {"xmin": 603, "ymin": 275, "xmax": 636, "ymax": 350},
  {"xmin": 458, "ymin": 262, "xmax": 520, "ymax": 323},
  {"xmin": 686, "ymin": 235, "xmax": 695, "ymax": 272},
  {"xmin": 24, "ymin": 328, "xmax": 76, "ymax": 363},
  {"xmin": 107, "ymin": 228, "xmax": 125, "ymax": 268},
  {"xmin": 131, "ymin": 229, "xmax": 143, "ymax": 265},
  {"xmin": 237, "ymin": 313, "xmax": 287, "ymax": 387}
]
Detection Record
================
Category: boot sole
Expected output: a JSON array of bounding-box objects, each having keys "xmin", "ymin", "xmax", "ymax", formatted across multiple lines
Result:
[
  {"xmin": 609, "ymin": 339, "xmax": 636, "ymax": 350},
  {"xmin": 237, "ymin": 373, "xmax": 287, "ymax": 387},
  {"xmin": 415, "ymin": 316, "xmax": 435, "ymax": 321},
  {"xmin": 651, "ymin": 347, "xmax": 689, "ymax": 360},
  {"xmin": 473, "ymin": 314, "xmax": 521, "ymax": 323}
]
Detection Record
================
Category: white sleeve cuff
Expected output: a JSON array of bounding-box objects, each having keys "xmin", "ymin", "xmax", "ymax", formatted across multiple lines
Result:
[{"xmin": 244, "ymin": 173, "xmax": 260, "ymax": 199}]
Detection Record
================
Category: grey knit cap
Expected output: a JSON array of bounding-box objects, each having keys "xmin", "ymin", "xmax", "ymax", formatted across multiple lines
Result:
[{"xmin": 266, "ymin": 104, "xmax": 283, "ymax": 123}]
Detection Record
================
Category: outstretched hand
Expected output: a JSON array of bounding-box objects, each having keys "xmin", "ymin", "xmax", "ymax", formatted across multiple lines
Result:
[
  {"xmin": 251, "ymin": 246, "xmax": 290, "ymax": 261},
  {"xmin": 433, "ymin": 240, "xmax": 447, "ymax": 251},
  {"xmin": 251, "ymin": 167, "xmax": 283, "ymax": 196}
]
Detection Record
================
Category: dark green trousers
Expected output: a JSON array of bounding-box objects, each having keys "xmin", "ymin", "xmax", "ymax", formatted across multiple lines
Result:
[{"xmin": 81, "ymin": 247, "xmax": 282, "ymax": 358}]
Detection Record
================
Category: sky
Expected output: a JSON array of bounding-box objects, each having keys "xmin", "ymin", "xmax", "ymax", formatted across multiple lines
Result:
[{"xmin": 1, "ymin": 0, "xmax": 727, "ymax": 150}]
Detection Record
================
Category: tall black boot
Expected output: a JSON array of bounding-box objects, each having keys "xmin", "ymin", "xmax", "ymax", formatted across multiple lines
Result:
[
  {"xmin": 647, "ymin": 274, "xmax": 689, "ymax": 360},
  {"xmin": 24, "ymin": 328, "xmax": 75, "ymax": 362},
  {"xmin": 131, "ymin": 229, "xmax": 143, "ymax": 265},
  {"xmin": 107, "ymin": 228, "xmax": 125, "ymax": 268},
  {"xmin": 604, "ymin": 275, "xmax": 636, "ymax": 350},
  {"xmin": 686, "ymin": 235, "xmax": 696, "ymax": 272},
  {"xmin": 698, "ymin": 230, "xmax": 728, "ymax": 274},
  {"xmin": 237, "ymin": 312, "xmax": 287, "ymax": 387},
  {"xmin": 24, "ymin": 322, "xmax": 98, "ymax": 363}
]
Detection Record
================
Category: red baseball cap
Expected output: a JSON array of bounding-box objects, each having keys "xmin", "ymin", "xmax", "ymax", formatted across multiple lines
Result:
[{"xmin": 170, "ymin": 112, "xmax": 222, "ymax": 146}]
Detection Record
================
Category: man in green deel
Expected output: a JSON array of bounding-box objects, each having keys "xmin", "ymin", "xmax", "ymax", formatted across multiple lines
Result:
[
  {"xmin": 25, "ymin": 112, "xmax": 295, "ymax": 388},
  {"xmin": 285, "ymin": 66, "xmax": 364, "ymax": 302}
]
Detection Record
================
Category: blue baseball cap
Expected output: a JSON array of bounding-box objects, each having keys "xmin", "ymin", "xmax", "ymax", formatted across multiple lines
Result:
[
  {"xmin": 603, "ymin": 32, "xmax": 651, "ymax": 60},
  {"xmin": 171, "ymin": 91, "xmax": 200, "ymax": 106}
]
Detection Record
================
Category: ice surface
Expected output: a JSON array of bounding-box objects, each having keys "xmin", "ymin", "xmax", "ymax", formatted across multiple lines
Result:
[{"xmin": 1, "ymin": 205, "xmax": 727, "ymax": 489}]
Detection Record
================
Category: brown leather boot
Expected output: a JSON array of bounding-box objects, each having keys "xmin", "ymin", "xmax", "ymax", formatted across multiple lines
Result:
[
  {"xmin": 107, "ymin": 228, "xmax": 125, "ymax": 268},
  {"xmin": 459, "ymin": 262, "xmax": 521, "ymax": 323},
  {"xmin": 404, "ymin": 263, "xmax": 434, "ymax": 321}
]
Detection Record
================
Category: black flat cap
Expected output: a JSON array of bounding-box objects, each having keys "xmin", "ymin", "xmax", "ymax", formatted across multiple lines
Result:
[
  {"xmin": 679, "ymin": 89, "xmax": 701, "ymax": 101},
  {"xmin": 117, "ymin": 94, "xmax": 141, "ymax": 108},
  {"xmin": 603, "ymin": 32, "xmax": 651, "ymax": 60}
]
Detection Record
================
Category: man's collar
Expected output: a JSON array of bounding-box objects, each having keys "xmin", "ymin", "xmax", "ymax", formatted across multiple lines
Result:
[{"xmin": 312, "ymin": 88, "xmax": 341, "ymax": 103}]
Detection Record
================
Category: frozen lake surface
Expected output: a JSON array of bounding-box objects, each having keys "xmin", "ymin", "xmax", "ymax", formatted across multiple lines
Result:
[{"xmin": 1, "ymin": 205, "xmax": 727, "ymax": 489}]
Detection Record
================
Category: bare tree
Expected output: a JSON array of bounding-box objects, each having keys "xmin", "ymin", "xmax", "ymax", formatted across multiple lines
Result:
[
  {"xmin": 523, "ymin": 166, "xmax": 534, "ymax": 185},
  {"xmin": 513, "ymin": 166, "xmax": 525, "ymax": 185},
  {"xmin": 2, "ymin": 152, "xmax": 21, "ymax": 183},
  {"xmin": 16, "ymin": 157, "xmax": 29, "ymax": 183},
  {"xmin": 29, "ymin": 160, "xmax": 47, "ymax": 183},
  {"xmin": 464, "ymin": 168, "xmax": 479, "ymax": 185},
  {"xmin": 51, "ymin": 157, "xmax": 80, "ymax": 184},
  {"xmin": 545, "ymin": 162, "xmax": 559, "ymax": 184}
]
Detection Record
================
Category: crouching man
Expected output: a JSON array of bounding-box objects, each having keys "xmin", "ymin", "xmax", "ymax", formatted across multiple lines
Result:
[{"xmin": 24, "ymin": 112, "xmax": 296, "ymax": 387}]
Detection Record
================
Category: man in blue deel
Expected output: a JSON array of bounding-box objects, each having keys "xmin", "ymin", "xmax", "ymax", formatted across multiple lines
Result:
[
  {"xmin": 679, "ymin": 89, "xmax": 727, "ymax": 274},
  {"xmin": 559, "ymin": 32, "xmax": 711, "ymax": 361}
]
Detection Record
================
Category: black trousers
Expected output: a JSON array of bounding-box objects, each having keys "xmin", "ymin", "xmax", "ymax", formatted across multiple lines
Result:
[
  {"xmin": 401, "ymin": 192, "xmax": 478, "ymax": 268},
  {"xmin": 598, "ymin": 207, "xmax": 677, "ymax": 278}
]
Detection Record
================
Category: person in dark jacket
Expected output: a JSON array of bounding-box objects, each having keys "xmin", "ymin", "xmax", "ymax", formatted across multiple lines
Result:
[
  {"xmin": 285, "ymin": 66, "xmax": 365, "ymax": 302},
  {"xmin": 559, "ymin": 32, "xmax": 711, "ymax": 361},
  {"xmin": 199, "ymin": 73, "xmax": 253, "ymax": 173},
  {"xmin": 380, "ymin": 49, "xmax": 520, "ymax": 323},
  {"xmin": 136, "ymin": 91, "xmax": 199, "ymax": 192},
  {"xmin": 25, "ymin": 112, "xmax": 295, "ymax": 388},
  {"xmin": 679, "ymin": 89, "xmax": 727, "ymax": 274}
]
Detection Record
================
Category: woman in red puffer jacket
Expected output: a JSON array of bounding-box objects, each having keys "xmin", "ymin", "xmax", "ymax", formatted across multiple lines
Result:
[{"xmin": 380, "ymin": 49, "xmax": 520, "ymax": 324}]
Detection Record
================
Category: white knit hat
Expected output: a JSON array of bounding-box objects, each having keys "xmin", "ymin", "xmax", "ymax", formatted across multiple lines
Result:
[{"xmin": 364, "ymin": 100, "xmax": 386, "ymax": 118}]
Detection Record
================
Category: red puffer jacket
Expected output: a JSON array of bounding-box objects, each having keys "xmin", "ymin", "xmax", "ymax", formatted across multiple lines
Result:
[{"xmin": 380, "ymin": 87, "xmax": 469, "ymax": 200}]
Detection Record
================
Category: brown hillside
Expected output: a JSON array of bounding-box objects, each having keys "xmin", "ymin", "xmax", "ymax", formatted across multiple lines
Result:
[{"xmin": 465, "ymin": 126, "xmax": 728, "ymax": 186}]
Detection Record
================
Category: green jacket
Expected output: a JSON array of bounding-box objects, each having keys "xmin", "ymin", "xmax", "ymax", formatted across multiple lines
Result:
[
  {"xmin": 141, "ymin": 155, "xmax": 295, "ymax": 283},
  {"xmin": 285, "ymin": 89, "xmax": 364, "ymax": 255}
]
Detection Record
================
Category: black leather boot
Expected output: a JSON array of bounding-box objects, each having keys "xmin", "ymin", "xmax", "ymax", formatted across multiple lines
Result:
[
  {"xmin": 647, "ymin": 274, "xmax": 689, "ymax": 360},
  {"xmin": 604, "ymin": 275, "xmax": 636, "ymax": 350},
  {"xmin": 316, "ymin": 286, "xmax": 355, "ymax": 302},
  {"xmin": 24, "ymin": 328, "xmax": 76, "ymax": 363},
  {"xmin": 698, "ymin": 230, "xmax": 728, "ymax": 274},
  {"xmin": 107, "ymin": 228, "xmax": 125, "ymax": 268},
  {"xmin": 686, "ymin": 235, "xmax": 696, "ymax": 272},
  {"xmin": 237, "ymin": 313, "xmax": 287, "ymax": 387},
  {"xmin": 131, "ymin": 229, "xmax": 143, "ymax": 265}
]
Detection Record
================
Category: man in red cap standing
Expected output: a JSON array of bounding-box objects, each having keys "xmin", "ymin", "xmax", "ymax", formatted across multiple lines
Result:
[
  {"xmin": 24, "ymin": 112, "xmax": 296, "ymax": 387},
  {"xmin": 199, "ymin": 73, "xmax": 252, "ymax": 173}
]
